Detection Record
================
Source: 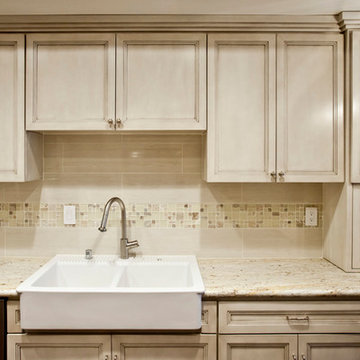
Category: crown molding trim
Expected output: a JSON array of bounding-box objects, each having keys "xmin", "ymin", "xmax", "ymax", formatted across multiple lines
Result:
[
  {"xmin": 338, "ymin": 12, "xmax": 360, "ymax": 31},
  {"xmin": 0, "ymin": 14, "xmax": 341, "ymax": 32}
]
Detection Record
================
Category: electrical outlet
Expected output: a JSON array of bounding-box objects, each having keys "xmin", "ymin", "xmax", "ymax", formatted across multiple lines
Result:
[
  {"xmin": 305, "ymin": 207, "xmax": 317, "ymax": 227},
  {"xmin": 63, "ymin": 205, "xmax": 76, "ymax": 225}
]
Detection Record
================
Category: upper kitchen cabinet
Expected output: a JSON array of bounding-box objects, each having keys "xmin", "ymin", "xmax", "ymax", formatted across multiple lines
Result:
[
  {"xmin": 26, "ymin": 33, "xmax": 116, "ymax": 131},
  {"xmin": 116, "ymin": 33, "xmax": 206, "ymax": 130},
  {"xmin": 351, "ymin": 32, "xmax": 360, "ymax": 183},
  {"xmin": 0, "ymin": 34, "xmax": 42, "ymax": 182},
  {"xmin": 206, "ymin": 33, "xmax": 276, "ymax": 182},
  {"xmin": 205, "ymin": 32, "xmax": 344, "ymax": 183},
  {"xmin": 277, "ymin": 33, "xmax": 344, "ymax": 182}
]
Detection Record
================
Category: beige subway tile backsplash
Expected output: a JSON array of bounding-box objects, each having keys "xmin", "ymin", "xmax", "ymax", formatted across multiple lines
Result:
[{"xmin": 0, "ymin": 134, "xmax": 323, "ymax": 258}]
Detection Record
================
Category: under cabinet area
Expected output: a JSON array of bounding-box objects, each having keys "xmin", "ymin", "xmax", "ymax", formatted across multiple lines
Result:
[
  {"xmin": 0, "ymin": 34, "xmax": 42, "ymax": 182},
  {"xmin": 205, "ymin": 32, "xmax": 344, "ymax": 183},
  {"xmin": 26, "ymin": 32, "xmax": 206, "ymax": 131}
]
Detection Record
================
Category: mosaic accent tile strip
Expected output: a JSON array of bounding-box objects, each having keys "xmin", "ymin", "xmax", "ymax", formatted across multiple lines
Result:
[{"xmin": 0, "ymin": 203, "xmax": 322, "ymax": 229}]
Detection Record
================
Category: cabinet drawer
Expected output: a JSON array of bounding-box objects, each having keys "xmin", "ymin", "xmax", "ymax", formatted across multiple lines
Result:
[
  {"xmin": 7, "ymin": 301, "xmax": 22, "ymax": 334},
  {"xmin": 201, "ymin": 301, "xmax": 217, "ymax": 333},
  {"xmin": 219, "ymin": 301, "xmax": 360, "ymax": 334}
]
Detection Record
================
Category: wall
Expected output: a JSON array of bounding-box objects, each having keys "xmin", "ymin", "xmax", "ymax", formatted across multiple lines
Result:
[{"xmin": 0, "ymin": 134, "xmax": 322, "ymax": 258}]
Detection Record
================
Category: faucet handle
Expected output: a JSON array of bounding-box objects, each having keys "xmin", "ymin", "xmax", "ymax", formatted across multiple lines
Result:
[{"xmin": 126, "ymin": 240, "xmax": 139, "ymax": 249}]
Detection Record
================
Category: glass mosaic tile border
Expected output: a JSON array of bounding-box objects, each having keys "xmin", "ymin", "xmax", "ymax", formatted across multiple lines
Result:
[{"xmin": 0, "ymin": 202, "xmax": 322, "ymax": 229}]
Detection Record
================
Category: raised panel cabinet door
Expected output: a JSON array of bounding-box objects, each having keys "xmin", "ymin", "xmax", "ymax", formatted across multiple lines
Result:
[
  {"xmin": 299, "ymin": 334, "xmax": 360, "ymax": 360},
  {"xmin": 0, "ymin": 34, "xmax": 24, "ymax": 181},
  {"xmin": 352, "ymin": 185, "xmax": 360, "ymax": 269},
  {"xmin": 206, "ymin": 33, "xmax": 276, "ymax": 182},
  {"xmin": 26, "ymin": 33, "xmax": 116, "ymax": 131},
  {"xmin": 7, "ymin": 334, "xmax": 111, "ymax": 360},
  {"xmin": 0, "ymin": 34, "xmax": 42, "ymax": 182},
  {"xmin": 277, "ymin": 33, "xmax": 344, "ymax": 182},
  {"xmin": 112, "ymin": 334, "xmax": 217, "ymax": 360},
  {"xmin": 219, "ymin": 334, "xmax": 297, "ymax": 360},
  {"xmin": 351, "ymin": 31, "xmax": 360, "ymax": 182},
  {"xmin": 116, "ymin": 33, "xmax": 206, "ymax": 130}
]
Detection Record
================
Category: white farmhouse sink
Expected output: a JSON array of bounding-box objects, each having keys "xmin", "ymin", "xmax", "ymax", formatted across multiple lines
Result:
[{"xmin": 17, "ymin": 255, "xmax": 204, "ymax": 330}]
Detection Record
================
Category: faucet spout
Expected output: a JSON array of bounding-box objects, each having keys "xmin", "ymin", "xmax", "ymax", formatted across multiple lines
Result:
[{"xmin": 98, "ymin": 197, "xmax": 138, "ymax": 259}]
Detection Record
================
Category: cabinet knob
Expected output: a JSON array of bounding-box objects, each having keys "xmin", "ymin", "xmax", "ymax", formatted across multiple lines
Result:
[
  {"xmin": 270, "ymin": 171, "xmax": 277, "ymax": 180},
  {"xmin": 116, "ymin": 119, "xmax": 122, "ymax": 128},
  {"xmin": 107, "ymin": 119, "xmax": 114, "ymax": 128},
  {"xmin": 292, "ymin": 355, "xmax": 297, "ymax": 360},
  {"xmin": 301, "ymin": 355, "xmax": 306, "ymax": 360},
  {"xmin": 278, "ymin": 171, "xmax": 285, "ymax": 177}
]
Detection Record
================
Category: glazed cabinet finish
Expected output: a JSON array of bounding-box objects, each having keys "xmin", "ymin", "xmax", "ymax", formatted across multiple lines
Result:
[
  {"xmin": 352, "ymin": 185, "xmax": 360, "ymax": 268},
  {"xmin": 112, "ymin": 334, "xmax": 216, "ymax": 360},
  {"xmin": 7, "ymin": 334, "xmax": 111, "ymax": 360},
  {"xmin": 277, "ymin": 33, "xmax": 344, "ymax": 182},
  {"xmin": 219, "ymin": 334, "xmax": 297, "ymax": 360},
  {"xmin": 299, "ymin": 335, "xmax": 360, "ymax": 360},
  {"xmin": 206, "ymin": 33, "xmax": 276, "ymax": 182},
  {"xmin": 206, "ymin": 32, "xmax": 344, "ymax": 183},
  {"xmin": 7, "ymin": 334, "xmax": 216, "ymax": 360},
  {"xmin": 351, "ymin": 31, "xmax": 360, "ymax": 183},
  {"xmin": 116, "ymin": 33, "xmax": 206, "ymax": 130},
  {"xmin": 0, "ymin": 34, "xmax": 42, "ymax": 182},
  {"xmin": 26, "ymin": 32, "xmax": 206, "ymax": 131},
  {"xmin": 26, "ymin": 33, "xmax": 116, "ymax": 131}
]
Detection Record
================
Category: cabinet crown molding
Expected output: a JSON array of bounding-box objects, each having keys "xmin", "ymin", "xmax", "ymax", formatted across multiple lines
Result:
[
  {"xmin": 0, "ymin": 14, "xmax": 341, "ymax": 32},
  {"xmin": 338, "ymin": 11, "xmax": 360, "ymax": 31}
]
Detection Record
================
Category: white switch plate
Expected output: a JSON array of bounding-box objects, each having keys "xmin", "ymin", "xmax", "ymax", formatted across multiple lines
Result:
[
  {"xmin": 305, "ymin": 207, "xmax": 317, "ymax": 226},
  {"xmin": 63, "ymin": 205, "xmax": 76, "ymax": 225}
]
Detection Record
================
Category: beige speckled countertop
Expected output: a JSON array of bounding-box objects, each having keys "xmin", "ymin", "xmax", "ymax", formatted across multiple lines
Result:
[{"xmin": 1, "ymin": 257, "xmax": 360, "ymax": 299}]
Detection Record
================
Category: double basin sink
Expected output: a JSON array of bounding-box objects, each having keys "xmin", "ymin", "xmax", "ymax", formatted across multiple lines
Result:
[{"xmin": 17, "ymin": 255, "xmax": 204, "ymax": 330}]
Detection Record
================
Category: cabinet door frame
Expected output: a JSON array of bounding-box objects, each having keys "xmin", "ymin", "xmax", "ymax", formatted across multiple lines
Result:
[
  {"xmin": 26, "ymin": 33, "xmax": 116, "ymax": 131},
  {"xmin": 7, "ymin": 334, "xmax": 112, "ymax": 360},
  {"xmin": 0, "ymin": 34, "xmax": 25, "ymax": 181},
  {"xmin": 206, "ymin": 33, "xmax": 276, "ymax": 182},
  {"xmin": 299, "ymin": 334, "xmax": 360, "ymax": 360},
  {"xmin": 112, "ymin": 334, "xmax": 217, "ymax": 360},
  {"xmin": 219, "ymin": 334, "xmax": 298, "ymax": 360},
  {"xmin": 351, "ymin": 31, "xmax": 360, "ymax": 183},
  {"xmin": 277, "ymin": 33, "xmax": 344, "ymax": 183},
  {"xmin": 116, "ymin": 32, "xmax": 206, "ymax": 131}
]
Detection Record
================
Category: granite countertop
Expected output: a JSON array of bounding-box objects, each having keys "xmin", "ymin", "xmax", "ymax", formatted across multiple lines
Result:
[{"xmin": 1, "ymin": 256, "xmax": 360, "ymax": 299}]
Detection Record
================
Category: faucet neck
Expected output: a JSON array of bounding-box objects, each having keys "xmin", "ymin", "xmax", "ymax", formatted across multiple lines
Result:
[{"xmin": 99, "ymin": 197, "xmax": 127, "ymax": 240}]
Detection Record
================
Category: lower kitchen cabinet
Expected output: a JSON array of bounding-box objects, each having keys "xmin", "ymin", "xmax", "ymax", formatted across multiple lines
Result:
[
  {"xmin": 112, "ymin": 334, "xmax": 217, "ymax": 360},
  {"xmin": 7, "ymin": 334, "xmax": 111, "ymax": 360},
  {"xmin": 219, "ymin": 334, "xmax": 297, "ymax": 360},
  {"xmin": 7, "ymin": 333, "xmax": 216, "ymax": 360},
  {"xmin": 299, "ymin": 334, "xmax": 360, "ymax": 360}
]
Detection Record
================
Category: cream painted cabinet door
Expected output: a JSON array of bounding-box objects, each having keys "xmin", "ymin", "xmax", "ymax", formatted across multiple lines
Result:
[
  {"xmin": 299, "ymin": 334, "xmax": 360, "ymax": 360},
  {"xmin": 206, "ymin": 33, "xmax": 276, "ymax": 182},
  {"xmin": 219, "ymin": 334, "xmax": 297, "ymax": 360},
  {"xmin": 277, "ymin": 33, "xmax": 344, "ymax": 182},
  {"xmin": 26, "ymin": 33, "xmax": 116, "ymax": 131},
  {"xmin": 112, "ymin": 334, "xmax": 216, "ymax": 360},
  {"xmin": 0, "ymin": 34, "xmax": 42, "ymax": 182},
  {"xmin": 351, "ymin": 31, "xmax": 360, "ymax": 182},
  {"xmin": 7, "ymin": 334, "xmax": 111, "ymax": 360},
  {"xmin": 116, "ymin": 33, "xmax": 206, "ymax": 130}
]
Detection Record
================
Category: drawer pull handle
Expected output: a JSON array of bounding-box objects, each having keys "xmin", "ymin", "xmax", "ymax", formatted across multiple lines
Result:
[
  {"xmin": 286, "ymin": 315, "xmax": 309, "ymax": 322},
  {"xmin": 292, "ymin": 354, "xmax": 297, "ymax": 360},
  {"xmin": 301, "ymin": 355, "xmax": 306, "ymax": 360}
]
